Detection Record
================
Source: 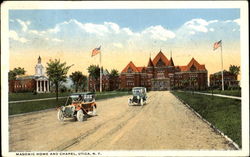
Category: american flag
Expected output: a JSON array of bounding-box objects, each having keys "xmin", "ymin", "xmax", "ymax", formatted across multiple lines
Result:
[
  {"xmin": 213, "ymin": 40, "xmax": 222, "ymax": 51},
  {"xmin": 92, "ymin": 46, "xmax": 101, "ymax": 57}
]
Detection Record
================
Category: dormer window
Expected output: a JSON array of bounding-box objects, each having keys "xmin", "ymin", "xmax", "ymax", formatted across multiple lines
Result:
[
  {"xmin": 190, "ymin": 65, "xmax": 196, "ymax": 71},
  {"xmin": 156, "ymin": 58, "xmax": 165, "ymax": 67},
  {"xmin": 127, "ymin": 67, "xmax": 132, "ymax": 73}
]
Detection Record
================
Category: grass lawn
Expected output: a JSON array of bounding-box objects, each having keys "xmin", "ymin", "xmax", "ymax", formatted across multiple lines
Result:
[
  {"xmin": 201, "ymin": 89, "xmax": 241, "ymax": 97},
  {"xmin": 171, "ymin": 91, "xmax": 241, "ymax": 148},
  {"xmin": 9, "ymin": 92, "xmax": 71, "ymax": 101},
  {"xmin": 9, "ymin": 98, "xmax": 67, "ymax": 115},
  {"xmin": 9, "ymin": 91, "xmax": 131, "ymax": 115}
]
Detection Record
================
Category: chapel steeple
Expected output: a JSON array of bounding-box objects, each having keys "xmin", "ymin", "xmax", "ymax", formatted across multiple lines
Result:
[
  {"xmin": 35, "ymin": 56, "xmax": 45, "ymax": 76},
  {"xmin": 38, "ymin": 56, "xmax": 41, "ymax": 64}
]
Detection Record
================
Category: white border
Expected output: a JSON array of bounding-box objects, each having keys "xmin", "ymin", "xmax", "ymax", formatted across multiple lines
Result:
[{"xmin": 1, "ymin": 1, "xmax": 249, "ymax": 156}]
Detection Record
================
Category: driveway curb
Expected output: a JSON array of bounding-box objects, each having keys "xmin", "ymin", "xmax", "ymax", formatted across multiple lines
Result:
[{"xmin": 172, "ymin": 93, "xmax": 240, "ymax": 150}]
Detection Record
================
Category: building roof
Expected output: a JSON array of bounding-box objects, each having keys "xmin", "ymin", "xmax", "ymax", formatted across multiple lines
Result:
[
  {"xmin": 147, "ymin": 58, "xmax": 154, "ymax": 67},
  {"xmin": 137, "ymin": 66, "xmax": 146, "ymax": 72},
  {"xmin": 152, "ymin": 51, "xmax": 170, "ymax": 66},
  {"xmin": 16, "ymin": 75, "xmax": 49, "ymax": 80},
  {"xmin": 169, "ymin": 57, "xmax": 174, "ymax": 66},
  {"xmin": 121, "ymin": 61, "xmax": 139, "ymax": 73},
  {"xmin": 178, "ymin": 58, "xmax": 206, "ymax": 72}
]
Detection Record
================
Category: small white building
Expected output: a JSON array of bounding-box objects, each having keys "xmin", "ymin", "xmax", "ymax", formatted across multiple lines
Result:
[{"xmin": 10, "ymin": 56, "xmax": 50, "ymax": 93}]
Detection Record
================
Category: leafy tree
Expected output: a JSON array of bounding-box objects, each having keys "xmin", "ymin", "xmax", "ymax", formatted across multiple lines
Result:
[
  {"xmin": 8, "ymin": 67, "xmax": 26, "ymax": 80},
  {"xmin": 229, "ymin": 65, "xmax": 240, "ymax": 79},
  {"xmin": 46, "ymin": 59, "xmax": 71, "ymax": 101},
  {"xmin": 87, "ymin": 65, "xmax": 100, "ymax": 91},
  {"xmin": 109, "ymin": 69, "xmax": 119, "ymax": 77},
  {"xmin": 69, "ymin": 71, "xmax": 87, "ymax": 92}
]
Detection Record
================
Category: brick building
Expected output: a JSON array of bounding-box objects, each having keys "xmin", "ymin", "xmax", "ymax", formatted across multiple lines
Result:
[
  {"xmin": 9, "ymin": 56, "xmax": 50, "ymax": 93},
  {"xmin": 88, "ymin": 70, "xmax": 119, "ymax": 92},
  {"xmin": 209, "ymin": 70, "xmax": 239, "ymax": 89},
  {"xmin": 120, "ymin": 51, "xmax": 208, "ymax": 90}
]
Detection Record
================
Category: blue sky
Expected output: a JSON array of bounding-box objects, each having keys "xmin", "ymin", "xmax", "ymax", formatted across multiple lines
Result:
[
  {"xmin": 9, "ymin": 9, "xmax": 240, "ymax": 31},
  {"xmin": 9, "ymin": 9, "xmax": 241, "ymax": 76}
]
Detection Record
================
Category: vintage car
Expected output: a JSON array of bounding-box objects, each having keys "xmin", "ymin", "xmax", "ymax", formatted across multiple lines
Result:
[
  {"xmin": 128, "ymin": 87, "xmax": 147, "ymax": 106},
  {"xmin": 57, "ymin": 92, "xmax": 97, "ymax": 122}
]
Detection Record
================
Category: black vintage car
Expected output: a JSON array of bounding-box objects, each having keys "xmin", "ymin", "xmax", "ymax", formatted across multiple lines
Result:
[{"xmin": 128, "ymin": 87, "xmax": 147, "ymax": 106}]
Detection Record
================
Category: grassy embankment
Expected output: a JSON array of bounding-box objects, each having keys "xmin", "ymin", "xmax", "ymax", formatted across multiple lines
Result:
[
  {"xmin": 171, "ymin": 91, "xmax": 241, "ymax": 148},
  {"xmin": 9, "ymin": 91, "xmax": 131, "ymax": 115},
  {"xmin": 201, "ymin": 89, "xmax": 241, "ymax": 97}
]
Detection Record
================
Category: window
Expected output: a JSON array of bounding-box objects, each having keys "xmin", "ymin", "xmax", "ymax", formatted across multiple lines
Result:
[{"xmin": 127, "ymin": 67, "xmax": 133, "ymax": 73}]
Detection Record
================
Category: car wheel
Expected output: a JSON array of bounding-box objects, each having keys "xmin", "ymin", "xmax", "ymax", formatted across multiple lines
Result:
[
  {"xmin": 76, "ymin": 110, "xmax": 85, "ymax": 122},
  {"xmin": 140, "ymin": 99, "xmax": 144, "ymax": 106},
  {"xmin": 128, "ymin": 99, "xmax": 132, "ymax": 106},
  {"xmin": 57, "ymin": 109, "xmax": 64, "ymax": 121},
  {"xmin": 92, "ymin": 105, "xmax": 97, "ymax": 116}
]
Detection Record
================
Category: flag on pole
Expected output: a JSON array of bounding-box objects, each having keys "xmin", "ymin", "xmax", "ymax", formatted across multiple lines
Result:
[
  {"xmin": 92, "ymin": 46, "xmax": 101, "ymax": 57},
  {"xmin": 213, "ymin": 40, "xmax": 222, "ymax": 51}
]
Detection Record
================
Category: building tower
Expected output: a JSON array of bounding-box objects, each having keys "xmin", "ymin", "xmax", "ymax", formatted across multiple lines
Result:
[{"xmin": 35, "ymin": 56, "xmax": 45, "ymax": 76}]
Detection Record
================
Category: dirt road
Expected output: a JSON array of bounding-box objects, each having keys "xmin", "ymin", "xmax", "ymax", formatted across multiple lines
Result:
[{"xmin": 9, "ymin": 91, "xmax": 234, "ymax": 151}]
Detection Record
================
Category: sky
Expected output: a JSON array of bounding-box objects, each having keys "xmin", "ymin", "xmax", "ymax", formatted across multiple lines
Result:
[{"xmin": 9, "ymin": 9, "xmax": 241, "ymax": 79}]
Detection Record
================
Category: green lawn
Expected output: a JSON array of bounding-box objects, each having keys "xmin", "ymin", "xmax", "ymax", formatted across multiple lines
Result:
[
  {"xmin": 9, "ymin": 92, "xmax": 71, "ymax": 101},
  {"xmin": 9, "ymin": 98, "xmax": 67, "ymax": 115},
  {"xmin": 171, "ymin": 91, "xmax": 241, "ymax": 148},
  {"xmin": 201, "ymin": 89, "xmax": 241, "ymax": 97},
  {"xmin": 9, "ymin": 91, "xmax": 131, "ymax": 115}
]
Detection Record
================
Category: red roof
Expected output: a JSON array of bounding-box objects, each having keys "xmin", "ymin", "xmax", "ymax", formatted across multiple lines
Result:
[
  {"xmin": 152, "ymin": 51, "xmax": 169, "ymax": 66},
  {"xmin": 147, "ymin": 58, "xmax": 154, "ymax": 67},
  {"xmin": 178, "ymin": 66, "xmax": 188, "ymax": 71},
  {"xmin": 178, "ymin": 58, "xmax": 206, "ymax": 72},
  {"xmin": 121, "ymin": 61, "xmax": 139, "ymax": 73},
  {"xmin": 137, "ymin": 67, "xmax": 146, "ymax": 72}
]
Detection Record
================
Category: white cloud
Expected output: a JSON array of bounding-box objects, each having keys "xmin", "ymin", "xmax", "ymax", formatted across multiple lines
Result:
[
  {"xmin": 16, "ymin": 19, "xmax": 30, "ymax": 32},
  {"xmin": 113, "ymin": 42, "xmax": 123, "ymax": 48},
  {"xmin": 233, "ymin": 18, "xmax": 240, "ymax": 25},
  {"xmin": 9, "ymin": 30, "xmax": 29, "ymax": 43},
  {"xmin": 104, "ymin": 22, "xmax": 120, "ymax": 34},
  {"xmin": 208, "ymin": 20, "xmax": 218, "ymax": 24},
  {"xmin": 10, "ymin": 18, "xmax": 239, "ymax": 52},
  {"xmin": 51, "ymin": 38, "xmax": 63, "ymax": 42},
  {"xmin": 142, "ymin": 25, "xmax": 175, "ymax": 41},
  {"xmin": 189, "ymin": 31, "xmax": 195, "ymax": 35},
  {"xmin": 184, "ymin": 18, "xmax": 209, "ymax": 33},
  {"xmin": 209, "ymin": 28, "xmax": 214, "ymax": 32}
]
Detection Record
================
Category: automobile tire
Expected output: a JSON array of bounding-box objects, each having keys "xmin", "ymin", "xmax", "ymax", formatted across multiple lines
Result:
[
  {"xmin": 128, "ymin": 99, "xmax": 132, "ymax": 106},
  {"xmin": 57, "ymin": 109, "xmax": 64, "ymax": 121},
  {"xmin": 140, "ymin": 99, "xmax": 144, "ymax": 106},
  {"xmin": 92, "ymin": 105, "xmax": 97, "ymax": 116},
  {"xmin": 76, "ymin": 110, "xmax": 85, "ymax": 122}
]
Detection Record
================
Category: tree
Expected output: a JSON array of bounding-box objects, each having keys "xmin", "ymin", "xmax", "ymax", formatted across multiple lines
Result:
[
  {"xmin": 109, "ymin": 69, "xmax": 119, "ymax": 77},
  {"xmin": 69, "ymin": 71, "xmax": 87, "ymax": 92},
  {"xmin": 46, "ymin": 59, "xmax": 72, "ymax": 101},
  {"xmin": 8, "ymin": 67, "xmax": 26, "ymax": 80},
  {"xmin": 229, "ymin": 65, "xmax": 240, "ymax": 79},
  {"xmin": 87, "ymin": 65, "xmax": 100, "ymax": 91}
]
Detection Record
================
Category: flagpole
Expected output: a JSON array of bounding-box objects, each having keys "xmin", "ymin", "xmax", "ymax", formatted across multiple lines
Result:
[
  {"xmin": 220, "ymin": 41, "xmax": 224, "ymax": 91},
  {"xmin": 100, "ymin": 50, "xmax": 102, "ymax": 92}
]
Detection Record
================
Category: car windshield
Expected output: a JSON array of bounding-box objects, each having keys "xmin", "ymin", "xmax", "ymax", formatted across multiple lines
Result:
[{"xmin": 132, "ymin": 89, "xmax": 142, "ymax": 95}]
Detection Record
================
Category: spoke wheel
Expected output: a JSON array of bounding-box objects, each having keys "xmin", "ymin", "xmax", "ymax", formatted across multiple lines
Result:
[
  {"xmin": 76, "ymin": 110, "xmax": 84, "ymax": 122},
  {"xmin": 92, "ymin": 105, "xmax": 97, "ymax": 116},
  {"xmin": 57, "ymin": 110, "xmax": 64, "ymax": 121}
]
